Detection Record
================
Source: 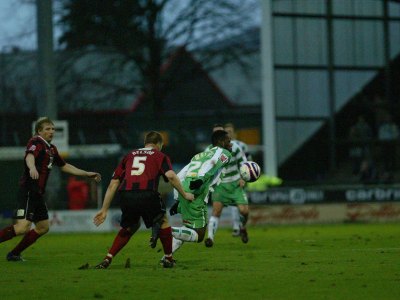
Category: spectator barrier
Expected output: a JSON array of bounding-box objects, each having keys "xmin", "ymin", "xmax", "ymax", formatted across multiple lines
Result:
[{"xmin": 1, "ymin": 185, "xmax": 399, "ymax": 232}]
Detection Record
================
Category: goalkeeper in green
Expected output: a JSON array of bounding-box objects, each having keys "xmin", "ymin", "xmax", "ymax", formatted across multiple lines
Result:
[{"xmin": 165, "ymin": 130, "xmax": 232, "ymax": 261}]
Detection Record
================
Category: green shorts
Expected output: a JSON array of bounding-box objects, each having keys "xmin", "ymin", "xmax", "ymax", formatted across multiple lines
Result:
[
  {"xmin": 177, "ymin": 180, "xmax": 209, "ymax": 229},
  {"xmin": 212, "ymin": 181, "xmax": 248, "ymax": 206}
]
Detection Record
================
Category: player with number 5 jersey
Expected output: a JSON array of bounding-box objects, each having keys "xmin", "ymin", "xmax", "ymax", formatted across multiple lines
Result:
[{"xmin": 93, "ymin": 131, "xmax": 194, "ymax": 269}]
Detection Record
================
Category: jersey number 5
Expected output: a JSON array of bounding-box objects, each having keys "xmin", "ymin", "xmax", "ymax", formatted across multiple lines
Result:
[{"xmin": 131, "ymin": 156, "xmax": 147, "ymax": 175}]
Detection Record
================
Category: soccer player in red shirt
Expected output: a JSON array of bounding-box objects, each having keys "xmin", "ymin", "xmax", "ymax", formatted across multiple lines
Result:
[
  {"xmin": 0, "ymin": 117, "xmax": 101, "ymax": 261},
  {"xmin": 93, "ymin": 131, "xmax": 194, "ymax": 269}
]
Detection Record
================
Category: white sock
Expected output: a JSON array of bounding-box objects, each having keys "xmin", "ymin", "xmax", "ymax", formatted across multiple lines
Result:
[
  {"xmin": 207, "ymin": 216, "xmax": 219, "ymax": 241},
  {"xmin": 160, "ymin": 237, "xmax": 184, "ymax": 261},
  {"xmin": 172, "ymin": 237, "xmax": 184, "ymax": 253},
  {"xmin": 231, "ymin": 206, "xmax": 240, "ymax": 231},
  {"xmin": 172, "ymin": 226, "xmax": 198, "ymax": 242}
]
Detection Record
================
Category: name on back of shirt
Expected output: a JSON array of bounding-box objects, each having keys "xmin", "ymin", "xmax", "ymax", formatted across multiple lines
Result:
[{"xmin": 132, "ymin": 150, "xmax": 155, "ymax": 156}]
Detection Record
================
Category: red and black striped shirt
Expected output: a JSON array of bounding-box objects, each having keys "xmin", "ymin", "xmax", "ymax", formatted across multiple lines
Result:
[
  {"xmin": 20, "ymin": 136, "xmax": 66, "ymax": 194},
  {"xmin": 113, "ymin": 147, "xmax": 172, "ymax": 192}
]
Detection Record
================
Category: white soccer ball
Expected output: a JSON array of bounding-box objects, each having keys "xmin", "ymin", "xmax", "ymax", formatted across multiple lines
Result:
[{"xmin": 240, "ymin": 161, "xmax": 261, "ymax": 182}]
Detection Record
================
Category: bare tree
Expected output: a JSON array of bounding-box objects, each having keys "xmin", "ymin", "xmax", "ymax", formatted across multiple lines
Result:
[{"xmin": 56, "ymin": 0, "xmax": 259, "ymax": 118}]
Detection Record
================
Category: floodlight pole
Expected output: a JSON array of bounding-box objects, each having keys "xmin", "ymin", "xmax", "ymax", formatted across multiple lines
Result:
[
  {"xmin": 1, "ymin": 47, "xmax": 7, "ymax": 145},
  {"xmin": 261, "ymin": 0, "xmax": 278, "ymax": 177},
  {"xmin": 36, "ymin": 0, "xmax": 57, "ymax": 119}
]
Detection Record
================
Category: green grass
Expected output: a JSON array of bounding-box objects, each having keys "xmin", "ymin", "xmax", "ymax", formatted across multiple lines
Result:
[{"xmin": 0, "ymin": 223, "xmax": 399, "ymax": 300}]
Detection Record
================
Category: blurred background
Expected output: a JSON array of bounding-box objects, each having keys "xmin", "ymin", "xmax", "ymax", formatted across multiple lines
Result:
[{"xmin": 1, "ymin": 0, "xmax": 400, "ymax": 227}]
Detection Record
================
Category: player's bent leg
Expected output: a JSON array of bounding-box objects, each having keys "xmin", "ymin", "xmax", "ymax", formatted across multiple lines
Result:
[
  {"xmin": 205, "ymin": 215, "xmax": 219, "ymax": 247},
  {"xmin": 12, "ymin": 219, "xmax": 32, "ymax": 235},
  {"xmin": 34, "ymin": 219, "xmax": 50, "ymax": 235},
  {"xmin": 160, "ymin": 237, "xmax": 184, "ymax": 266},
  {"xmin": 160, "ymin": 226, "xmax": 206, "ymax": 266},
  {"xmin": 0, "ymin": 225, "xmax": 17, "ymax": 243},
  {"xmin": 230, "ymin": 206, "xmax": 241, "ymax": 237},
  {"xmin": 211, "ymin": 201, "xmax": 224, "ymax": 218},
  {"xmin": 7, "ymin": 219, "xmax": 46, "ymax": 261},
  {"xmin": 160, "ymin": 236, "xmax": 183, "ymax": 265},
  {"xmin": 95, "ymin": 225, "xmax": 137, "ymax": 269},
  {"xmin": 7, "ymin": 229, "xmax": 41, "ymax": 261},
  {"xmin": 172, "ymin": 237, "xmax": 184, "ymax": 252},
  {"xmin": 206, "ymin": 201, "xmax": 223, "ymax": 247},
  {"xmin": 238, "ymin": 205, "xmax": 249, "ymax": 243},
  {"xmin": 159, "ymin": 226, "xmax": 176, "ymax": 268},
  {"xmin": 194, "ymin": 227, "xmax": 206, "ymax": 242},
  {"xmin": 108, "ymin": 227, "xmax": 135, "ymax": 258},
  {"xmin": 172, "ymin": 226, "xmax": 199, "ymax": 242},
  {"xmin": 239, "ymin": 227, "xmax": 249, "ymax": 244},
  {"xmin": 238, "ymin": 205, "xmax": 249, "ymax": 226}
]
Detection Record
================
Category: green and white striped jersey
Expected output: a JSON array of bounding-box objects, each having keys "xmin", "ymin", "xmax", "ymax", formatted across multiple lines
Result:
[
  {"xmin": 175, "ymin": 146, "xmax": 232, "ymax": 199},
  {"xmin": 234, "ymin": 139, "xmax": 252, "ymax": 161},
  {"xmin": 206, "ymin": 140, "xmax": 248, "ymax": 184}
]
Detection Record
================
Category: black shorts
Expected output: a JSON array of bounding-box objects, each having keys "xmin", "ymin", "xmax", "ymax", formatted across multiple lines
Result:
[
  {"xmin": 119, "ymin": 190, "xmax": 166, "ymax": 229},
  {"xmin": 14, "ymin": 187, "xmax": 48, "ymax": 222}
]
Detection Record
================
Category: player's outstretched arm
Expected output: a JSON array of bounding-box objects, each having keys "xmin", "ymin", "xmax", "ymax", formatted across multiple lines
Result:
[
  {"xmin": 93, "ymin": 179, "xmax": 119, "ymax": 226},
  {"xmin": 165, "ymin": 170, "xmax": 194, "ymax": 201},
  {"xmin": 61, "ymin": 163, "xmax": 101, "ymax": 182}
]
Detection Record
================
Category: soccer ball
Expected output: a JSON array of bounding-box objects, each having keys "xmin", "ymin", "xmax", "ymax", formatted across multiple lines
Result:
[{"xmin": 240, "ymin": 161, "xmax": 261, "ymax": 182}]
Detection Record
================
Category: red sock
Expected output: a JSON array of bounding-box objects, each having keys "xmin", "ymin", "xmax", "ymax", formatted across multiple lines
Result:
[
  {"xmin": 159, "ymin": 227, "xmax": 173, "ymax": 256},
  {"xmin": 108, "ymin": 228, "xmax": 133, "ymax": 257},
  {"xmin": 0, "ymin": 225, "xmax": 16, "ymax": 243},
  {"xmin": 10, "ymin": 229, "xmax": 40, "ymax": 255}
]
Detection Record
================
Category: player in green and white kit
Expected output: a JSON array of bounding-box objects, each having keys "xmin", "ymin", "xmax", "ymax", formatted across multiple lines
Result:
[
  {"xmin": 165, "ymin": 130, "xmax": 232, "ymax": 259},
  {"xmin": 205, "ymin": 123, "xmax": 250, "ymax": 247},
  {"xmin": 224, "ymin": 123, "xmax": 252, "ymax": 237}
]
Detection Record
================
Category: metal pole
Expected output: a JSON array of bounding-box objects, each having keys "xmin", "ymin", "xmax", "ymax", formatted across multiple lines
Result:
[
  {"xmin": 0, "ymin": 46, "xmax": 14, "ymax": 145},
  {"xmin": 261, "ymin": 0, "xmax": 278, "ymax": 176},
  {"xmin": 383, "ymin": 0, "xmax": 392, "ymax": 105},
  {"xmin": 36, "ymin": 0, "xmax": 57, "ymax": 119},
  {"xmin": 0, "ymin": 49, "xmax": 6, "ymax": 145},
  {"xmin": 326, "ymin": 0, "xmax": 336, "ymax": 170}
]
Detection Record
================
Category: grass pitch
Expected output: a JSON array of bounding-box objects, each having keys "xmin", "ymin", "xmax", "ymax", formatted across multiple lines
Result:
[{"xmin": 0, "ymin": 223, "xmax": 399, "ymax": 300}]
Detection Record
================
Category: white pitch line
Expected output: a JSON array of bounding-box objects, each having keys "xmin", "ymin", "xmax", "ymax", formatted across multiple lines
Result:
[{"xmin": 265, "ymin": 247, "xmax": 400, "ymax": 253}]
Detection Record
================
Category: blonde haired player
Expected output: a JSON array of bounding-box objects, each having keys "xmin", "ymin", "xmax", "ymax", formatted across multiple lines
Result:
[{"xmin": 0, "ymin": 117, "xmax": 101, "ymax": 261}]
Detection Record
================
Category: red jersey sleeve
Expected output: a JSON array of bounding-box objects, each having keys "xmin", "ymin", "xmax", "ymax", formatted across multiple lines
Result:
[
  {"xmin": 112, "ymin": 155, "xmax": 128, "ymax": 180},
  {"xmin": 26, "ymin": 138, "xmax": 44, "ymax": 157},
  {"xmin": 161, "ymin": 155, "xmax": 173, "ymax": 175},
  {"xmin": 52, "ymin": 145, "xmax": 66, "ymax": 167}
]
